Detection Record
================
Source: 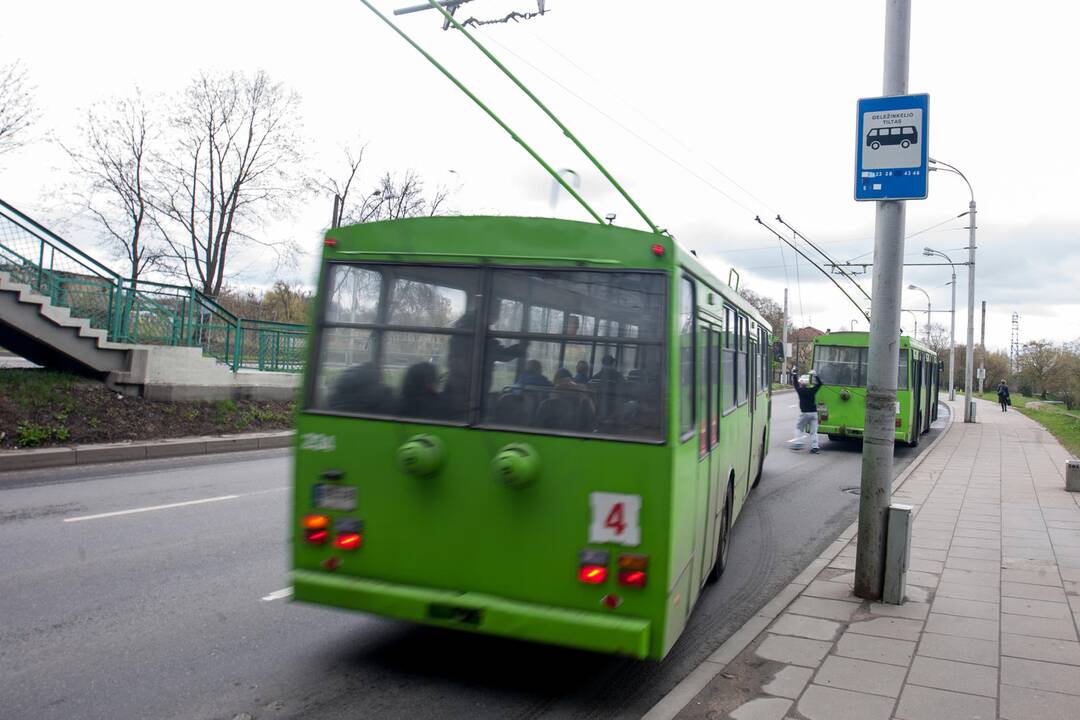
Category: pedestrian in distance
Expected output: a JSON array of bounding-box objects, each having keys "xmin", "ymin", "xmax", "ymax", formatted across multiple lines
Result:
[
  {"xmin": 997, "ymin": 379, "xmax": 1011, "ymax": 413},
  {"xmin": 790, "ymin": 371, "xmax": 824, "ymax": 453}
]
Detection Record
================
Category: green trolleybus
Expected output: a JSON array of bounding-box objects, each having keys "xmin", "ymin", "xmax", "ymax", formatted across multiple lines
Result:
[
  {"xmin": 811, "ymin": 331, "xmax": 940, "ymax": 446},
  {"xmin": 291, "ymin": 216, "xmax": 772, "ymax": 660}
]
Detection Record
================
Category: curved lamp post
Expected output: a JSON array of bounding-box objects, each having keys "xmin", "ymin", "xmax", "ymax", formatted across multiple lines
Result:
[{"xmin": 925, "ymin": 247, "xmax": 957, "ymax": 400}]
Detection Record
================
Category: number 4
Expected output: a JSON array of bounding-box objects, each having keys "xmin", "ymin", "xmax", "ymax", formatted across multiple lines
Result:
[{"xmin": 604, "ymin": 503, "xmax": 627, "ymax": 535}]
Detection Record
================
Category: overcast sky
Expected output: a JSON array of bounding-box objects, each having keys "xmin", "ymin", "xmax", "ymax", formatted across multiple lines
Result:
[{"xmin": 2, "ymin": 0, "xmax": 1077, "ymax": 351}]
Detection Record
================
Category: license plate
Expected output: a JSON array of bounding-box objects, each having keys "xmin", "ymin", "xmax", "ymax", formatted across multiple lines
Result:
[{"xmin": 312, "ymin": 484, "xmax": 357, "ymax": 511}]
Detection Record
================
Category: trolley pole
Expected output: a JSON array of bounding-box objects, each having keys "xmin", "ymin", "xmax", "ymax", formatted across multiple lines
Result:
[{"xmin": 855, "ymin": 0, "xmax": 911, "ymax": 601}]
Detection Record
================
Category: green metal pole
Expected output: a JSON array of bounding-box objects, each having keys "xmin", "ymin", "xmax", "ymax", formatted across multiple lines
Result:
[
  {"xmin": 356, "ymin": 0, "xmax": 605, "ymax": 225},
  {"xmin": 428, "ymin": 0, "xmax": 661, "ymax": 235},
  {"xmin": 233, "ymin": 321, "xmax": 243, "ymax": 372}
]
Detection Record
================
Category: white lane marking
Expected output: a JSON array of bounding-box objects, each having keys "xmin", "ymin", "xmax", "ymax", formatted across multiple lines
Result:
[
  {"xmin": 63, "ymin": 495, "xmax": 240, "ymax": 522},
  {"xmin": 261, "ymin": 587, "xmax": 293, "ymax": 602}
]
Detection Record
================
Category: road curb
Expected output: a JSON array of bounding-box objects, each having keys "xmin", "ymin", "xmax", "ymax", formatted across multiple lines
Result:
[
  {"xmin": 0, "ymin": 431, "xmax": 295, "ymax": 472},
  {"xmin": 642, "ymin": 403, "xmax": 956, "ymax": 720}
]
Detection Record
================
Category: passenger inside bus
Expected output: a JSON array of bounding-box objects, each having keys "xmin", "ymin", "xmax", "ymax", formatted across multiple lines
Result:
[{"xmin": 399, "ymin": 362, "xmax": 449, "ymax": 419}]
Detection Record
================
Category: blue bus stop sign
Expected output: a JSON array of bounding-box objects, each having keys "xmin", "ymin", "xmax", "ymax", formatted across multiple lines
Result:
[{"xmin": 855, "ymin": 93, "xmax": 929, "ymax": 201}]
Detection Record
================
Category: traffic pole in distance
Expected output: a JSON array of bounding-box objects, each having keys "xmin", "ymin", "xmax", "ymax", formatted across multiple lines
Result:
[{"xmin": 855, "ymin": 0, "xmax": 911, "ymax": 601}]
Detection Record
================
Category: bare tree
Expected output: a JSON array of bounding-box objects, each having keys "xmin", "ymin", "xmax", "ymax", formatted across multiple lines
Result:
[
  {"xmin": 313, "ymin": 141, "xmax": 367, "ymax": 228},
  {"xmin": 0, "ymin": 60, "xmax": 37, "ymax": 156},
  {"xmin": 354, "ymin": 170, "xmax": 450, "ymax": 223},
  {"xmin": 153, "ymin": 71, "xmax": 305, "ymax": 298},
  {"xmin": 63, "ymin": 92, "xmax": 164, "ymax": 285}
]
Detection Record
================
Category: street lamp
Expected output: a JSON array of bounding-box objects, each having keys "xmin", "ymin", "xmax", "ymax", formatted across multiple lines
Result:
[
  {"xmin": 908, "ymin": 284, "xmax": 931, "ymax": 344},
  {"xmin": 850, "ymin": 319, "xmax": 858, "ymax": 331},
  {"xmin": 925, "ymin": 247, "xmax": 957, "ymax": 401},
  {"xmin": 930, "ymin": 157, "xmax": 977, "ymax": 422}
]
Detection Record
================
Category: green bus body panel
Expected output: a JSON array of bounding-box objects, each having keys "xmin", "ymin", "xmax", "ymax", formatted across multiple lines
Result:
[
  {"xmin": 294, "ymin": 216, "xmax": 772, "ymax": 660},
  {"xmin": 292, "ymin": 570, "xmax": 651, "ymax": 658},
  {"xmin": 811, "ymin": 332, "xmax": 937, "ymax": 443}
]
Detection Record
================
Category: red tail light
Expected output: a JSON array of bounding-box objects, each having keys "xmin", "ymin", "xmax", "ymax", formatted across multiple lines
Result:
[
  {"xmin": 895, "ymin": 417, "xmax": 902, "ymax": 428},
  {"xmin": 651, "ymin": 243, "xmax": 665, "ymax": 257},
  {"xmin": 618, "ymin": 570, "xmax": 647, "ymax": 588},
  {"xmin": 334, "ymin": 532, "xmax": 362, "ymax": 550},
  {"xmin": 578, "ymin": 565, "xmax": 607, "ymax": 584},
  {"xmin": 324, "ymin": 237, "xmax": 338, "ymax": 247},
  {"xmin": 304, "ymin": 529, "xmax": 329, "ymax": 544}
]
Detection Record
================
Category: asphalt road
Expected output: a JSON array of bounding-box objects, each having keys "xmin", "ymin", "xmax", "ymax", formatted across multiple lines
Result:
[{"xmin": 0, "ymin": 396, "xmax": 948, "ymax": 720}]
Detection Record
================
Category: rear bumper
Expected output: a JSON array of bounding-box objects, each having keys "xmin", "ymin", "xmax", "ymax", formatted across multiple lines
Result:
[
  {"xmin": 292, "ymin": 569, "xmax": 652, "ymax": 659},
  {"xmin": 819, "ymin": 424, "xmax": 907, "ymax": 442}
]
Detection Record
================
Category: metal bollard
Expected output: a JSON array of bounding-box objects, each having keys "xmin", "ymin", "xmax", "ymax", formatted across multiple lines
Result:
[
  {"xmin": 1067, "ymin": 460, "xmax": 1080, "ymax": 493},
  {"xmin": 883, "ymin": 504, "xmax": 913, "ymax": 605}
]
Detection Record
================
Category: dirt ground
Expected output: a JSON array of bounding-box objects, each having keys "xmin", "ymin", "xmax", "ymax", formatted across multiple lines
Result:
[{"xmin": 0, "ymin": 368, "xmax": 294, "ymax": 449}]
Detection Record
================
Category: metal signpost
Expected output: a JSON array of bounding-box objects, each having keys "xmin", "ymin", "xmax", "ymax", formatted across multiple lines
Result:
[{"xmin": 854, "ymin": 0, "xmax": 927, "ymax": 602}]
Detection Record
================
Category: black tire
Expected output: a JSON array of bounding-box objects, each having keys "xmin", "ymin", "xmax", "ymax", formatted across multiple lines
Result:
[
  {"xmin": 901, "ymin": 139, "xmax": 911, "ymax": 148},
  {"xmin": 707, "ymin": 481, "xmax": 735, "ymax": 583},
  {"xmin": 751, "ymin": 431, "xmax": 766, "ymax": 488},
  {"xmin": 871, "ymin": 141, "xmax": 881, "ymax": 150},
  {"xmin": 827, "ymin": 433, "xmax": 841, "ymax": 442}
]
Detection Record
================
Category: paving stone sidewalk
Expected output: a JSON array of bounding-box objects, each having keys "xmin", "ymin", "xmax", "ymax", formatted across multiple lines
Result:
[{"xmin": 674, "ymin": 397, "xmax": 1080, "ymax": 720}]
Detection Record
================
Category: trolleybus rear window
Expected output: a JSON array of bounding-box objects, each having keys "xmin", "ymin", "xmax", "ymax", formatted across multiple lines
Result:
[
  {"xmin": 813, "ymin": 345, "xmax": 910, "ymax": 389},
  {"xmin": 309, "ymin": 264, "xmax": 666, "ymax": 441}
]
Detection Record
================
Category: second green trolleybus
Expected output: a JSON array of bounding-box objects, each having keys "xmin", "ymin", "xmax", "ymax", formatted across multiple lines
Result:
[
  {"xmin": 291, "ymin": 215, "xmax": 772, "ymax": 660},
  {"xmin": 811, "ymin": 331, "xmax": 941, "ymax": 446}
]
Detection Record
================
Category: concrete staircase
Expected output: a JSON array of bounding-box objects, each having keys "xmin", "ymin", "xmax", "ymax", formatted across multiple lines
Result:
[{"xmin": 0, "ymin": 270, "xmax": 298, "ymax": 401}]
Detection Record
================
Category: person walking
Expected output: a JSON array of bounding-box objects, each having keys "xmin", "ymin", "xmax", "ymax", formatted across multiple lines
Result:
[
  {"xmin": 791, "ymin": 371, "xmax": 824, "ymax": 453},
  {"xmin": 997, "ymin": 379, "xmax": 1011, "ymax": 413}
]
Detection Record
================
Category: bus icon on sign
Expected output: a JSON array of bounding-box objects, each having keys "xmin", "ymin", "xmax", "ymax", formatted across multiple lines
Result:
[{"xmin": 866, "ymin": 126, "xmax": 918, "ymax": 150}]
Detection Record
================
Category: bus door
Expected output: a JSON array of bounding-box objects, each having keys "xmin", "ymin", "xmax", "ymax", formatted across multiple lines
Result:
[
  {"xmin": 912, "ymin": 355, "xmax": 924, "ymax": 436},
  {"xmin": 696, "ymin": 323, "xmax": 721, "ymax": 585}
]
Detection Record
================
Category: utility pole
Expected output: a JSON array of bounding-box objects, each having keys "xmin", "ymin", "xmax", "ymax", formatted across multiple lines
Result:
[
  {"xmin": 782, "ymin": 288, "xmax": 790, "ymax": 380},
  {"xmin": 855, "ymin": 0, "xmax": 910, "ymax": 601},
  {"xmin": 979, "ymin": 301, "xmax": 986, "ymax": 394},
  {"xmin": 964, "ymin": 200, "xmax": 977, "ymax": 421}
]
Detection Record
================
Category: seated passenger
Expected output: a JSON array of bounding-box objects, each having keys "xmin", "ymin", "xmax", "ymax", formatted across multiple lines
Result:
[
  {"xmin": 591, "ymin": 355, "xmax": 623, "ymax": 384},
  {"xmin": 517, "ymin": 359, "xmax": 553, "ymax": 388},
  {"xmin": 328, "ymin": 362, "xmax": 394, "ymax": 414},
  {"xmin": 574, "ymin": 360, "xmax": 591, "ymax": 385},
  {"xmin": 399, "ymin": 361, "xmax": 449, "ymax": 419}
]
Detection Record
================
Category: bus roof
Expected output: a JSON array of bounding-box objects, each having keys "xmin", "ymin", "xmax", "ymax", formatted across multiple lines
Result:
[
  {"xmin": 325, "ymin": 215, "xmax": 771, "ymax": 332},
  {"xmin": 812, "ymin": 330, "xmax": 934, "ymax": 354}
]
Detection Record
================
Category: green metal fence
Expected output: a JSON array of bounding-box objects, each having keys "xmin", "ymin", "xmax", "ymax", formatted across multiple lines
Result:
[{"xmin": 0, "ymin": 198, "xmax": 306, "ymax": 373}]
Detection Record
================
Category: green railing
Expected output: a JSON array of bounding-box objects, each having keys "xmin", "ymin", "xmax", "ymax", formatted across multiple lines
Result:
[{"xmin": 0, "ymin": 198, "xmax": 306, "ymax": 372}]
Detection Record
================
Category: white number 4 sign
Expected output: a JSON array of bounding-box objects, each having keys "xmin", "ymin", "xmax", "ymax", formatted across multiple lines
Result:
[{"xmin": 589, "ymin": 492, "xmax": 642, "ymax": 547}]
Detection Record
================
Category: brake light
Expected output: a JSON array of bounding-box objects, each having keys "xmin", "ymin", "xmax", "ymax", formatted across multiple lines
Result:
[
  {"xmin": 896, "ymin": 417, "xmax": 902, "ymax": 428},
  {"xmin": 618, "ymin": 570, "xmax": 647, "ymax": 588},
  {"xmin": 651, "ymin": 243, "xmax": 665, "ymax": 257},
  {"xmin": 304, "ymin": 529, "xmax": 329, "ymax": 544},
  {"xmin": 303, "ymin": 514, "xmax": 329, "ymax": 530},
  {"xmin": 578, "ymin": 565, "xmax": 607, "ymax": 584},
  {"xmin": 334, "ymin": 532, "xmax": 362, "ymax": 550},
  {"xmin": 324, "ymin": 237, "xmax": 338, "ymax": 247}
]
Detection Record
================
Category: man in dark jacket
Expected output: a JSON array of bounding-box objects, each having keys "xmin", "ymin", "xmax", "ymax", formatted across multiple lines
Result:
[
  {"xmin": 791, "ymin": 371, "xmax": 824, "ymax": 453},
  {"xmin": 997, "ymin": 380, "xmax": 1011, "ymax": 412}
]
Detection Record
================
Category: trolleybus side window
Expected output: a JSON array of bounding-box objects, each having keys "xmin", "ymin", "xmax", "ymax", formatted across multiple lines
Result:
[
  {"xmin": 710, "ymin": 329, "xmax": 720, "ymax": 448},
  {"xmin": 721, "ymin": 306, "xmax": 737, "ymax": 414},
  {"xmin": 736, "ymin": 314, "xmax": 748, "ymax": 405},
  {"xmin": 481, "ymin": 268, "xmax": 666, "ymax": 441},
  {"xmin": 311, "ymin": 264, "xmax": 481, "ymax": 421},
  {"xmin": 679, "ymin": 276, "xmax": 695, "ymax": 439},
  {"xmin": 700, "ymin": 321, "xmax": 715, "ymax": 457},
  {"xmin": 898, "ymin": 349, "xmax": 909, "ymax": 390}
]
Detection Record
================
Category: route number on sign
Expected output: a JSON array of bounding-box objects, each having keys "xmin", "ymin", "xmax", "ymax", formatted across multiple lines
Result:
[{"xmin": 589, "ymin": 492, "xmax": 642, "ymax": 546}]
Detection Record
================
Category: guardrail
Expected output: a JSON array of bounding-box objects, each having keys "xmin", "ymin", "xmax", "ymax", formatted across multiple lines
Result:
[{"xmin": 0, "ymin": 198, "xmax": 306, "ymax": 373}]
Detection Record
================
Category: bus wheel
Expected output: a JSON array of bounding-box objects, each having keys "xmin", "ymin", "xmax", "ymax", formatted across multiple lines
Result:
[
  {"xmin": 751, "ymin": 431, "xmax": 766, "ymax": 488},
  {"xmin": 708, "ymin": 481, "xmax": 735, "ymax": 583},
  {"xmin": 827, "ymin": 433, "xmax": 841, "ymax": 442}
]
